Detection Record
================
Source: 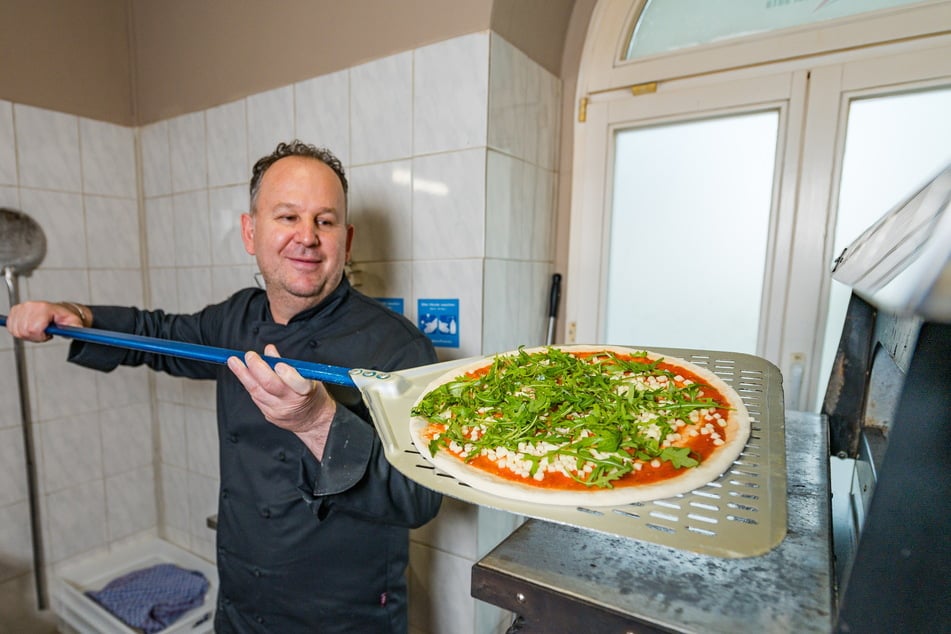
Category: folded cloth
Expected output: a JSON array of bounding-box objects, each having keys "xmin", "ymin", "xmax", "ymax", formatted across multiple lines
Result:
[{"xmin": 85, "ymin": 563, "xmax": 209, "ymax": 633}]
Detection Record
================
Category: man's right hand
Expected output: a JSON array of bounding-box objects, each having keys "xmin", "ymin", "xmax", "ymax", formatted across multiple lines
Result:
[{"xmin": 5, "ymin": 301, "xmax": 88, "ymax": 342}]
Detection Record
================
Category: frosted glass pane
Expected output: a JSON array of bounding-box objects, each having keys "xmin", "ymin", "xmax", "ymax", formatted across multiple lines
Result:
[
  {"xmin": 815, "ymin": 86, "xmax": 951, "ymax": 410},
  {"xmin": 605, "ymin": 111, "xmax": 778, "ymax": 352},
  {"xmin": 626, "ymin": 0, "xmax": 925, "ymax": 59}
]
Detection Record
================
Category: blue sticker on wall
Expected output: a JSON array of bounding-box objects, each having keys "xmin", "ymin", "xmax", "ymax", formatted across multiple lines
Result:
[
  {"xmin": 418, "ymin": 299, "xmax": 459, "ymax": 348},
  {"xmin": 375, "ymin": 297, "xmax": 404, "ymax": 315}
]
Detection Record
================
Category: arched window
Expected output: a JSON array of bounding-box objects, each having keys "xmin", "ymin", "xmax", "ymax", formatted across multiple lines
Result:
[{"xmin": 567, "ymin": 0, "xmax": 951, "ymax": 410}]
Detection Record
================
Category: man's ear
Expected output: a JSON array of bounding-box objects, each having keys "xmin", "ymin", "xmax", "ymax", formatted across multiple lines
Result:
[{"xmin": 240, "ymin": 213, "xmax": 256, "ymax": 255}]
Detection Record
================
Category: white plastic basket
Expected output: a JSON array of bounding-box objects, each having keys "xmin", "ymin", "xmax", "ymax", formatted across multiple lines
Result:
[{"xmin": 52, "ymin": 539, "xmax": 217, "ymax": 634}]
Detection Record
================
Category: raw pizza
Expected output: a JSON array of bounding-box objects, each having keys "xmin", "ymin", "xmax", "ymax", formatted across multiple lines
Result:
[{"xmin": 409, "ymin": 345, "xmax": 751, "ymax": 506}]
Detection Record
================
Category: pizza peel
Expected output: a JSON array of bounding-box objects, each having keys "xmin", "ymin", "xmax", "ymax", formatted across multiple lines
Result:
[
  {"xmin": 1, "ymin": 316, "xmax": 788, "ymax": 557},
  {"xmin": 0, "ymin": 315, "xmax": 474, "ymax": 454}
]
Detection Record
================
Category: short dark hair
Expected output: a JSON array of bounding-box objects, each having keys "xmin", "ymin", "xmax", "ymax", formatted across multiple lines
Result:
[{"xmin": 249, "ymin": 140, "xmax": 349, "ymax": 214}]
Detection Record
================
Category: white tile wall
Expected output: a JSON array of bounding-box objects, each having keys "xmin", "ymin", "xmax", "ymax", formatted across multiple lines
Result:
[
  {"xmin": 295, "ymin": 70, "xmax": 351, "ymax": 165},
  {"xmin": 0, "ymin": 30, "xmax": 560, "ymax": 634},
  {"xmin": 207, "ymin": 100, "xmax": 249, "ymax": 188},
  {"xmin": 0, "ymin": 101, "xmax": 17, "ymax": 186},
  {"xmin": 351, "ymin": 51, "xmax": 414, "ymax": 164},
  {"xmin": 412, "ymin": 149, "xmax": 487, "ymax": 260},
  {"xmin": 247, "ymin": 86, "xmax": 295, "ymax": 172},
  {"xmin": 14, "ymin": 105, "xmax": 82, "ymax": 192},
  {"xmin": 414, "ymin": 32, "xmax": 490, "ymax": 155},
  {"xmin": 80, "ymin": 118, "xmax": 137, "ymax": 197},
  {"xmin": 169, "ymin": 112, "xmax": 207, "ymax": 193},
  {"xmin": 349, "ymin": 160, "xmax": 414, "ymax": 262}
]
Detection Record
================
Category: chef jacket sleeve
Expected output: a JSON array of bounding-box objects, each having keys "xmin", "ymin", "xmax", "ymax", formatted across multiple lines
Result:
[
  {"xmin": 296, "ymin": 404, "xmax": 442, "ymax": 528},
  {"xmin": 65, "ymin": 305, "xmax": 218, "ymax": 380}
]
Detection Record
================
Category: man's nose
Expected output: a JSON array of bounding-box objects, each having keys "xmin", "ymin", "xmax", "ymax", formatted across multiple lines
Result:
[{"xmin": 297, "ymin": 224, "xmax": 320, "ymax": 246}]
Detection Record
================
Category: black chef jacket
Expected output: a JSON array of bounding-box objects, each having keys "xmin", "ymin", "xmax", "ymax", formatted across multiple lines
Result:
[{"xmin": 68, "ymin": 279, "xmax": 443, "ymax": 633}]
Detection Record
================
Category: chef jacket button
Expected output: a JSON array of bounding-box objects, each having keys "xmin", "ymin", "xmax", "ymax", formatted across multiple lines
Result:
[
  {"xmin": 256, "ymin": 616, "xmax": 264, "ymax": 624},
  {"xmin": 254, "ymin": 569, "xmax": 262, "ymax": 577},
  {"xmin": 277, "ymin": 451, "xmax": 286, "ymax": 461},
  {"xmin": 261, "ymin": 508, "xmax": 271, "ymax": 518},
  {"xmin": 309, "ymin": 340, "xmax": 318, "ymax": 348},
  {"xmin": 229, "ymin": 434, "xmax": 238, "ymax": 443},
  {"xmin": 253, "ymin": 327, "xmax": 260, "ymax": 335},
  {"xmin": 222, "ymin": 489, "xmax": 229, "ymax": 498}
]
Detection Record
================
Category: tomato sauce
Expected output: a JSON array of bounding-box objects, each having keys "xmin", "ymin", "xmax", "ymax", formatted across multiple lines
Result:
[{"xmin": 427, "ymin": 351, "xmax": 732, "ymax": 491}]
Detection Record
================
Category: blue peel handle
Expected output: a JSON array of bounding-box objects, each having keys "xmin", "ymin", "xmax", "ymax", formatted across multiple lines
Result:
[{"xmin": 0, "ymin": 315, "xmax": 357, "ymax": 388}]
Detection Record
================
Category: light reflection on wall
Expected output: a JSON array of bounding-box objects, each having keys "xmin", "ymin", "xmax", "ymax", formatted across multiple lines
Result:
[{"xmin": 392, "ymin": 167, "xmax": 449, "ymax": 196}]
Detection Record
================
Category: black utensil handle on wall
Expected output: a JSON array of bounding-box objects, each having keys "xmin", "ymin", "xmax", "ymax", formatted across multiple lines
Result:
[{"xmin": 546, "ymin": 273, "xmax": 562, "ymax": 345}]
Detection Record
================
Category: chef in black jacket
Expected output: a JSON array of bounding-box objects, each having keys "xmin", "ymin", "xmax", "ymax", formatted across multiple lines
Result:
[{"xmin": 6, "ymin": 140, "xmax": 443, "ymax": 633}]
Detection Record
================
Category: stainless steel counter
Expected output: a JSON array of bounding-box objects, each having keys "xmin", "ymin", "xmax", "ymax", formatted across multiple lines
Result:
[{"xmin": 471, "ymin": 411, "xmax": 833, "ymax": 633}]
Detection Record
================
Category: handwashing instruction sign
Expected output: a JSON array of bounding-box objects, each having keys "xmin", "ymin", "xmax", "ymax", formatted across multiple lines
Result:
[{"xmin": 418, "ymin": 299, "xmax": 459, "ymax": 348}]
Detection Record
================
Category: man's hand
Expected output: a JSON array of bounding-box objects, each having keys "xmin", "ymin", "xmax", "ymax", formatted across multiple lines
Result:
[
  {"xmin": 227, "ymin": 344, "xmax": 336, "ymax": 459},
  {"xmin": 5, "ymin": 301, "xmax": 87, "ymax": 342}
]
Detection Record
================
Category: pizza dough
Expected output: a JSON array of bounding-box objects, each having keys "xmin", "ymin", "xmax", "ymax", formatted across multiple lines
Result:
[{"xmin": 409, "ymin": 345, "xmax": 751, "ymax": 506}]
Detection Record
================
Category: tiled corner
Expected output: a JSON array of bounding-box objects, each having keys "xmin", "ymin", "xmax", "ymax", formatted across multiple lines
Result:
[
  {"xmin": 414, "ymin": 32, "xmax": 490, "ymax": 155},
  {"xmin": 350, "ymin": 51, "xmax": 413, "ymax": 165},
  {"xmin": 349, "ymin": 160, "xmax": 414, "ymax": 262},
  {"xmin": 295, "ymin": 70, "xmax": 351, "ymax": 165},
  {"xmin": 79, "ymin": 119, "xmax": 137, "ymax": 198},
  {"xmin": 140, "ymin": 120, "xmax": 171, "ymax": 197},
  {"xmin": 485, "ymin": 150, "xmax": 534, "ymax": 260}
]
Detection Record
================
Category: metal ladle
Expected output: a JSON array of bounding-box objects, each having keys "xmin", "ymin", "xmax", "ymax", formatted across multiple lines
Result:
[{"xmin": 1, "ymin": 207, "xmax": 49, "ymax": 610}]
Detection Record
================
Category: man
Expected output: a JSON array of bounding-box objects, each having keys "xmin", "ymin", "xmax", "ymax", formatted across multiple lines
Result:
[{"xmin": 6, "ymin": 141, "xmax": 442, "ymax": 632}]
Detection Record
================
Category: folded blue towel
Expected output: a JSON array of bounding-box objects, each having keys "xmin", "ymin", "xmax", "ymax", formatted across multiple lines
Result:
[{"xmin": 85, "ymin": 562, "xmax": 209, "ymax": 633}]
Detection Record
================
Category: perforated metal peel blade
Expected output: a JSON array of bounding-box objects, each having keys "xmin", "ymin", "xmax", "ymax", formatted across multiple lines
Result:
[{"xmin": 360, "ymin": 347, "xmax": 788, "ymax": 559}]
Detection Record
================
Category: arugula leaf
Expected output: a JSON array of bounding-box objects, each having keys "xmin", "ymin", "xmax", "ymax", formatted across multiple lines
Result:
[{"xmin": 660, "ymin": 446, "xmax": 700, "ymax": 469}]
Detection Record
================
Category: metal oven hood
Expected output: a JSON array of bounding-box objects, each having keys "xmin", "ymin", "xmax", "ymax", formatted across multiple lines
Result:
[{"xmin": 832, "ymin": 161, "xmax": 951, "ymax": 323}]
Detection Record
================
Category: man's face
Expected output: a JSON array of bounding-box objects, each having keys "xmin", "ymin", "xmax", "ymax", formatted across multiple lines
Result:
[{"xmin": 241, "ymin": 156, "xmax": 353, "ymax": 322}]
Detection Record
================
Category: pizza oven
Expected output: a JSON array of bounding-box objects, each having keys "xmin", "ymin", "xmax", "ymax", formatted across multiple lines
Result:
[{"xmin": 468, "ymin": 165, "xmax": 951, "ymax": 633}]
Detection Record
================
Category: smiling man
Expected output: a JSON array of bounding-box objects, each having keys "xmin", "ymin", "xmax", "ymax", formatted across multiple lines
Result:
[{"xmin": 5, "ymin": 140, "xmax": 442, "ymax": 633}]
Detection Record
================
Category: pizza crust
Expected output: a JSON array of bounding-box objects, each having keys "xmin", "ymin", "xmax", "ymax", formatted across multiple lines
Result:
[{"xmin": 409, "ymin": 345, "xmax": 752, "ymax": 506}]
